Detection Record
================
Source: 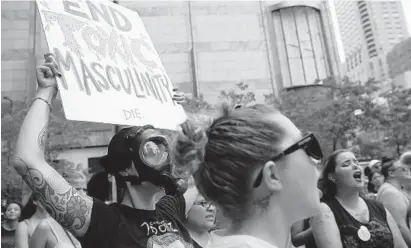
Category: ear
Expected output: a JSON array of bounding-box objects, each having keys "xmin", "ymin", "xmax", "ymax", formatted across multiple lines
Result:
[
  {"xmin": 328, "ymin": 173, "xmax": 336, "ymax": 183},
  {"xmin": 262, "ymin": 161, "xmax": 282, "ymax": 192}
]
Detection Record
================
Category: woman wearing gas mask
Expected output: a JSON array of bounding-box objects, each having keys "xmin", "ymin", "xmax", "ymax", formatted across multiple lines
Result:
[{"xmin": 11, "ymin": 54, "xmax": 199, "ymax": 248}]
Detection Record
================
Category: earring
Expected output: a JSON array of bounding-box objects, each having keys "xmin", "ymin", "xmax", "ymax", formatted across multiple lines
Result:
[{"xmin": 328, "ymin": 174, "xmax": 336, "ymax": 183}]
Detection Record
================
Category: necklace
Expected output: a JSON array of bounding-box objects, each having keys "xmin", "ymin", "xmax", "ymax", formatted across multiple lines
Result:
[{"xmin": 357, "ymin": 225, "xmax": 371, "ymax": 241}]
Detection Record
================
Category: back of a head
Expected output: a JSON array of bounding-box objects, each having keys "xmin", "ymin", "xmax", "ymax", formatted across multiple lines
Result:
[
  {"xmin": 19, "ymin": 195, "xmax": 37, "ymax": 222},
  {"xmin": 100, "ymin": 127, "xmax": 137, "ymax": 174},
  {"xmin": 381, "ymin": 159, "xmax": 396, "ymax": 179},
  {"xmin": 400, "ymin": 151, "xmax": 411, "ymax": 167},
  {"xmin": 172, "ymin": 103, "xmax": 286, "ymax": 223},
  {"xmin": 381, "ymin": 156, "xmax": 393, "ymax": 165},
  {"xmin": 87, "ymin": 172, "xmax": 110, "ymax": 201}
]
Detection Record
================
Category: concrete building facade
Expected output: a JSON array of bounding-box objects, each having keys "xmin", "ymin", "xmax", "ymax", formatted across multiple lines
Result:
[
  {"xmin": 2, "ymin": 0, "xmax": 340, "ymax": 168},
  {"xmin": 334, "ymin": 0, "xmax": 409, "ymax": 84}
]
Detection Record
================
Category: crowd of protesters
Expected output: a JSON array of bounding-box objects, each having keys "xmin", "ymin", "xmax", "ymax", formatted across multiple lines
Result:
[{"xmin": 1, "ymin": 53, "xmax": 411, "ymax": 248}]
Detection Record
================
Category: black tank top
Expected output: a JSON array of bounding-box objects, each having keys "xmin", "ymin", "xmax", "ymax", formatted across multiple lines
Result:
[
  {"xmin": 324, "ymin": 197, "xmax": 394, "ymax": 248},
  {"xmin": 303, "ymin": 218, "xmax": 318, "ymax": 248}
]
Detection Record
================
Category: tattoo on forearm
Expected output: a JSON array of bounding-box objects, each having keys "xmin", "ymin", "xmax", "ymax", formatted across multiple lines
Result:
[
  {"xmin": 38, "ymin": 125, "xmax": 48, "ymax": 151},
  {"xmin": 10, "ymin": 157, "xmax": 91, "ymax": 232}
]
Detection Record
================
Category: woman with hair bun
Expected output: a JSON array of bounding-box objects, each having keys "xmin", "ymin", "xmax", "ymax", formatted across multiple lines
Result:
[{"xmin": 172, "ymin": 103, "xmax": 323, "ymax": 248}]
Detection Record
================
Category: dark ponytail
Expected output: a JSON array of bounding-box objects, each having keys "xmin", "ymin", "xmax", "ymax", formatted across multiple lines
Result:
[{"xmin": 319, "ymin": 149, "xmax": 349, "ymax": 200}]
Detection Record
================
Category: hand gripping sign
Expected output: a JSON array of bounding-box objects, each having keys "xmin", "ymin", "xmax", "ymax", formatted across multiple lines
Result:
[{"xmin": 36, "ymin": 0, "xmax": 187, "ymax": 130}]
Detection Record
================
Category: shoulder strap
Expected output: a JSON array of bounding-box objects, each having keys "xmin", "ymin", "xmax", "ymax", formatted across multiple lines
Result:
[
  {"xmin": 62, "ymin": 228, "xmax": 77, "ymax": 247},
  {"xmin": 24, "ymin": 219, "xmax": 35, "ymax": 238},
  {"xmin": 44, "ymin": 219, "xmax": 61, "ymax": 241},
  {"xmin": 324, "ymin": 198, "xmax": 346, "ymax": 225},
  {"xmin": 364, "ymin": 198, "xmax": 387, "ymax": 221}
]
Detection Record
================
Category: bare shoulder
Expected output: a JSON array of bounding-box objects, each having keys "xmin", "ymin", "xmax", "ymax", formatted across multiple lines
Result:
[
  {"xmin": 316, "ymin": 202, "xmax": 334, "ymax": 216},
  {"xmin": 17, "ymin": 221, "xmax": 29, "ymax": 231},
  {"xmin": 310, "ymin": 203, "xmax": 336, "ymax": 226},
  {"xmin": 35, "ymin": 219, "xmax": 52, "ymax": 231}
]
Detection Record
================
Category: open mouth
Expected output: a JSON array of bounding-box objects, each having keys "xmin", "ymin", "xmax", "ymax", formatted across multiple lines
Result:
[
  {"xmin": 353, "ymin": 171, "xmax": 362, "ymax": 180},
  {"xmin": 205, "ymin": 214, "xmax": 215, "ymax": 220}
]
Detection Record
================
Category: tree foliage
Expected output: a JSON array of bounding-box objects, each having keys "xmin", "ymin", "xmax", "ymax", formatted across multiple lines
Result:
[
  {"xmin": 375, "ymin": 86, "xmax": 411, "ymax": 156},
  {"xmin": 180, "ymin": 94, "xmax": 214, "ymax": 127},
  {"xmin": 315, "ymin": 78, "xmax": 381, "ymax": 152},
  {"xmin": 219, "ymin": 82, "xmax": 256, "ymax": 107},
  {"xmin": 265, "ymin": 78, "xmax": 383, "ymax": 156}
]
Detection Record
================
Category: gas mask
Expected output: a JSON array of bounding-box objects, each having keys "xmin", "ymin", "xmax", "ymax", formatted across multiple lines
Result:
[{"xmin": 116, "ymin": 125, "xmax": 187, "ymax": 196}]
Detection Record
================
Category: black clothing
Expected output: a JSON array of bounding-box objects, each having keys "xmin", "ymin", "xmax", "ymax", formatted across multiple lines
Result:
[
  {"xmin": 303, "ymin": 218, "xmax": 318, "ymax": 248},
  {"xmin": 324, "ymin": 197, "xmax": 394, "ymax": 248},
  {"xmin": 1, "ymin": 225, "xmax": 16, "ymax": 248},
  {"xmin": 81, "ymin": 195, "xmax": 195, "ymax": 248}
]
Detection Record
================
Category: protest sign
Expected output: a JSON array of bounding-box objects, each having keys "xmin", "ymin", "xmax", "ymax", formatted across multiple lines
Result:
[{"xmin": 35, "ymin": 0, "xmax": 187, "ymax": 130}]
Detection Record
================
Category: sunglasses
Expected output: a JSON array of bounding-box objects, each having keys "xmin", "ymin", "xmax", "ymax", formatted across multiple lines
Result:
[
  {"xmin": 253, "ymin": 133, "xmax": 323, "ymax": 188},
  {"xmin": 195, "ymin": 200, "xmax": 214, "ymax": 209}
]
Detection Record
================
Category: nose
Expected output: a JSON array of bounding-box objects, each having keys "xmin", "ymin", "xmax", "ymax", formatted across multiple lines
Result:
[
  {"xmin": 352, "ymin": 163, "xmax": 360, "ymax": 170},
  {"xmin": 207, "ymin": 204, "xmax": 216, "ymax": 212}
]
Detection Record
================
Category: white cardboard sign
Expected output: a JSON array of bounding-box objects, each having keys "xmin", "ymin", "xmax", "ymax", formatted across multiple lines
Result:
[{"xmin": 36, "ymin": 0, "xmax": 187, "ymax": 130}]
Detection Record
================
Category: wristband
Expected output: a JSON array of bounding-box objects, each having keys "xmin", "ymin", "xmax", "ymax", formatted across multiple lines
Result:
[{"xmin": 32, "ymin": 97, "xmax": 52, "ymax": 111}]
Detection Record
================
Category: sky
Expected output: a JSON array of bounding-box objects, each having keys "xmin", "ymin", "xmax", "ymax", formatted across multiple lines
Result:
[{"xmin": 329, "ymin": 0, "xmax": 411, "ymax": 62}]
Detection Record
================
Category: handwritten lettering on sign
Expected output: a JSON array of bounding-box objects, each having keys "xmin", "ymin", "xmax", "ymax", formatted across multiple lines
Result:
[{"xmin": 36, "ymin": 0, "xmax": 186, "ymax": 130}]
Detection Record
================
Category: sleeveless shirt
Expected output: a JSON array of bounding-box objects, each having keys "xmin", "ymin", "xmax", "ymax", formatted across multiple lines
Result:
[{"xmin": 324, "ymin": 197, "xmax": 393, "ymax": 248}]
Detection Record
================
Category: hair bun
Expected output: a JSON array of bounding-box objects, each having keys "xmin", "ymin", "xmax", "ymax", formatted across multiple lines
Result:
[{"xmin": 100, "ymin": 155, "xmax": 116, "ymax": 174}]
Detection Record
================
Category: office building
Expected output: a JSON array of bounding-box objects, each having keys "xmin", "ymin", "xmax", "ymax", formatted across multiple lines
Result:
[
  {"xmin": 2, "ymin": 1, "xmax": 340, "ymax": 168},
  {"xmin": 334, "ymin": 0, "xmax": 409, "ymax": 83}
]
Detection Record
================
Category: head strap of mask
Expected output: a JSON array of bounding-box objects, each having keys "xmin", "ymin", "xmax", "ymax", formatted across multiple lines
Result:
[{"xmin": 117, "ymin": 125, "xmax": 187, "ymax": 196}]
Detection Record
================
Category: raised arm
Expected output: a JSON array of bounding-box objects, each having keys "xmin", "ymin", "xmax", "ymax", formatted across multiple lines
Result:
[
  {"xmin": 10, "ymin": 54, "xmax": 92, "ymax": 237},
  {"xmin": 310, "ymin": 203, "xmax": 343, "ymax": 248}
]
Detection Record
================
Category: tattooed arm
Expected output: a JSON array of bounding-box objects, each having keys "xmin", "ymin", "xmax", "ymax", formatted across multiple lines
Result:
[
  {"xmin": 310, "ymin": 203, "xmax": 343, "ymax": 248},
  {"xmin": 11, "ymin": 55, "xmax": 93, "ymax": 237}
]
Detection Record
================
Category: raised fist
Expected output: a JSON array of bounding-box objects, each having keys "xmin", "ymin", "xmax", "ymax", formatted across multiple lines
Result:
[
  {"xmin": 36, "ymin": 53, "xmax": 62, "ymax": 89},
  {"xmin": 172, "ymin": 88, "xmax": 185, "ymax": 105}
]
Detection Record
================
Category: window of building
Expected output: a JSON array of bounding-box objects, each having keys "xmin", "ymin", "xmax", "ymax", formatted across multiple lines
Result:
[{"xmin": 272, "ymin": 5, "xmax": 330, "ymax": 87}]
